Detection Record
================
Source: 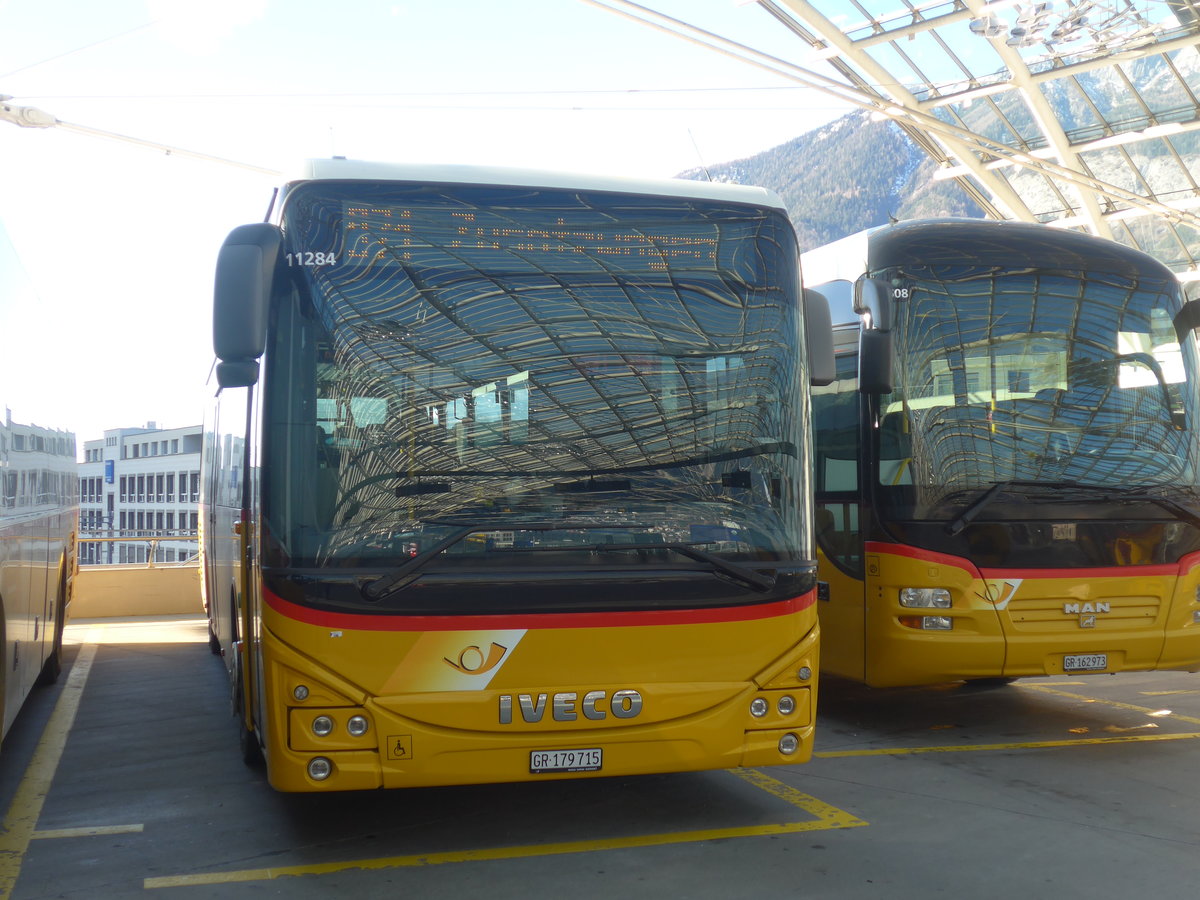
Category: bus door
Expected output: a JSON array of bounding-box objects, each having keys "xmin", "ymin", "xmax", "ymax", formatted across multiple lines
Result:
[
  {"xmin": 815, "ymin": 493, "xmax": 866, "ymax": 680},
  {"xmin": 813, "ymin": 329, "xmax": 867, "ymax": 680}
]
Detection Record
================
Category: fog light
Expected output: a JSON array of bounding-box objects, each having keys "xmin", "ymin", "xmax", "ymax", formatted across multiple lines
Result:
[
  {"xmin": 347, "ymin": 715, "xmax": 369, "ymax": 737},
  {"xmin": 922, "ymin": 615, "xmax": 953, "ymax": 630},
  {"xmin": 1193, "ymin": 610, "xmax": 1200, "ymax": 623},
  {"xmin": 797, "ymin": 666, "xmax": 812, "ymax": 681},
  {"xmin": 900, "ymin": 587, "xmax": 951, "ymax": 608},
  {"xmin": 778, "ymin": 695, "xmax": 796, "ymax": 716},
  {"xmin": 312, "ymin": 715, "xmax": 334, "ymax": 737},
  {"xmin": 750, "ymin": 698, "xmax": 768, "ymax": 718},
  {"xmin": 293, "ymin": 685, "xmax": 310, "ymax": 702},
  {"xmin": 307, "ymin": 757, "xmax": 333, "ymax": 781},
  {"xmin": 778, "ymin": 733, "xmax": 800, "ymax": 755}
]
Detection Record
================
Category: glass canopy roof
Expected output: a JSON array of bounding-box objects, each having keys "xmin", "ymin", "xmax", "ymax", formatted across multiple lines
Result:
[{"xmin": 591, "ymin": 0, "xmax": 1200, "ymax": 276}]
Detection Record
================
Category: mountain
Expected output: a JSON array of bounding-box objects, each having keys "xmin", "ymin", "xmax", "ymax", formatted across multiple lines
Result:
[{"xmin": 678, "ymin": 108, "xmax": 985, "ymax": 251}]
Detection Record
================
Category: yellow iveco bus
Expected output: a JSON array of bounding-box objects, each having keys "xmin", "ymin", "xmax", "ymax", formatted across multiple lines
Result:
[
  {"xmin": 806, "ymin": 218, "xmax": 1200, "ymax": 687},
  {"xmin": 201, "ymin": 159, "xmax": 833, "ymax": 791}
]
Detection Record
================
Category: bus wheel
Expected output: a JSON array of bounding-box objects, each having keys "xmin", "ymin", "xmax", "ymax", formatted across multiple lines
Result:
[
  {"xmin": 964, "ymin": 677, "xmax": 1017, "ymax": 689},
  {"xmin": 35, "ymin": 571, "xmax": 67, "ymax": 687},
  {"xmin": 231, "ymin": 668, "xmax": 263, "ymax": 767},
  {"xmin": 239, "ymin": 719, "xmax": 264, "ymax": 767}
]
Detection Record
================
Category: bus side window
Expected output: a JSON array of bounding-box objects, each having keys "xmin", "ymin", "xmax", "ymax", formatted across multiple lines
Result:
[
  {"xmin": 816, "ymin": 501, "xmax": 861, "ymax": 574},
  {"xmin": 813, "ymin": 378, "xmax": 862, "ymax": 575},
  {"xmin": 878, "ymin": 411, "xmax": 913, "ymax": 485},
  {"xmin": 312, "ymin": 425, "xmax": 339, "ymax": 530}
]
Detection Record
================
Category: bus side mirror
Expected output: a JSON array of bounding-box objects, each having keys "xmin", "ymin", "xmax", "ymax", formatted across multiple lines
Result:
[
  {"xmin": 854, "ymin": 277, "xmax": 892, "ymax": 332},
  {"xmin": 213, "ymin": 223, "xmax": 282, "ymax": 388},
  {"xmin": 803, "ymin": 287, "xmax": 835, "ymax": 387},
  {"xmin": 858, "ymin": 327, "xmax": 894, "ymax": 394},
  {"xmin": 1174, "ymin": 298, "xmax": 1200, "ymax": 342}
]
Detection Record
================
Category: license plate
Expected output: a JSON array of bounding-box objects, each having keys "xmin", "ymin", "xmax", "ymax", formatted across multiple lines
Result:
[
  {"xmin": 530, "ymin": 748, "xmax": 602, "ymax": 774},
  {"xmin": 1063, "ymin": 653, "xmax": 1107, "ymax": 672}
]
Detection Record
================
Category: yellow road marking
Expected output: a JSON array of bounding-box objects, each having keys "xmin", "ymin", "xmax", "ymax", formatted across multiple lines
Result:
[
  {"xmin": 729, "ymin": 768, "xmax": 868, "ymax": 827},
  {"xmin": 0, "ymin": 644, "xmax": 97, "ymax": 900},
  {"xmin": 32, "ymin": 824, "xmax": 143, "ymax": 840},
  {"xmin": 1021, "ymin": 684, "xmax": 1200, "ymax": 726},
  {"xmin": 145, "ymin": 769, "xmax": 866, "ymax": 889},
  {"xmin": 815, "ymin": 731, "xmax": 1200, "ymax": 758}
]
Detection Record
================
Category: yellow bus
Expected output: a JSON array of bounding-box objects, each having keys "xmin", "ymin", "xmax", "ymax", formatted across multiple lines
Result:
[
  {"xmin": 806, "ymin": 218, "xmax": 1200, "ymax": 687},
  {"xmin": 0, "ymin": 411, "xmax": 75, "ymax": 737},
  {"xmin": 1, "ymin": 227, "xmax": 77, "ymax": 738},
  {"xmin": 201, "ymin": 160, "xmax": 833, "ymax": 791}
]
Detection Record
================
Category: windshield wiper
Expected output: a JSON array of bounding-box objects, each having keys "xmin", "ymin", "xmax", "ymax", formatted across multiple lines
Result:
[
  {"xmin": 654, "ymin": 543, "xmax": 776, "ymax": 592},
  {"xmin": 944, "ymin": 481, "xmax": 1200, "ymax": 536},
  {"xmin": 943, "ymin": 480, "xmax": 1035, "ymax": 536},
  {"xmin": 519, "ymin": 539, "xmax": 775, "ymax": 592},
  {"xmin": 362, "ymin": 520, "xmax": 651, "ymax": 601},
  {"xmin": 1098, "ymin": 485, "xmax": 1200, "ymax": 531},
  {"xmin": 360, "ymin": 524, "xmax": 477, "ymax": 601},
  {"xmin": 943, "ymin": 480, "xmax": 1091, "ymax": 536},
  {"xmin": 360, "ymin": 522, "xmax": 776, "ymax": 601}
]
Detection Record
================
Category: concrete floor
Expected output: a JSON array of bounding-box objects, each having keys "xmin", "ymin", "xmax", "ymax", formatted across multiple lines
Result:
[{"xmin": 0, "ymin": 616, "xmax": 1196, "ymax": 899}]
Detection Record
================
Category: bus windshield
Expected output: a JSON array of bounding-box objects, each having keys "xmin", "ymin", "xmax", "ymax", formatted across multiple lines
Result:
[
  {"xmin": 876, "ymin": 262, "xmax": 1200, "ymax": 519},
  {"xmin": 262, "ymin": 181, "xmax": 810, "ymax": 573}
]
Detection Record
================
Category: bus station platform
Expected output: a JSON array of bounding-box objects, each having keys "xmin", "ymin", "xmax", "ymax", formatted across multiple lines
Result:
[{"xmin": 0, "ymin": 614, "xmax": 1195, "ymax": 899}]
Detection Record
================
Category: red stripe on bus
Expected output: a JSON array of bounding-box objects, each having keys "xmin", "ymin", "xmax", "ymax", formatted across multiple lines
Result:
[
  {"xmin": 865, "ymin": 540, "xmax": 1189, "ymax": 578},
  {"xmin": 262, "ymin": 586, "xmax": 817, "ymax": 631},
  {"xmin": 1179, "ymin": 549, "xmax": 1200, "ymax": 575},
  {"xmin": 864, "ymin": 541, "xmax": 979, "ymax": 573}
]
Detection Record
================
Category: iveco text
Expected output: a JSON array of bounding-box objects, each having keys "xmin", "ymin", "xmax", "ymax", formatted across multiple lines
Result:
[{"xmin": 499, "ymin": 690, "xmax": 644, "ymax": 724}]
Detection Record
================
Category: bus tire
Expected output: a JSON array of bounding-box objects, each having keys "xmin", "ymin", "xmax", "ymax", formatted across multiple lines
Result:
[
  {"xmin": 232, "ymin": 670, "xmax": 264, "ymax": 767},
  {"xmin": 964, "ymin": 677, "xmax": 1017, "ymax": 689},
  {"xmin": 35, "ymin": 569, "xmax": 67, "ymax": 687},
  {"xmin": 239, "ymin": 720, "xmax": 264, "ymax": 768}
]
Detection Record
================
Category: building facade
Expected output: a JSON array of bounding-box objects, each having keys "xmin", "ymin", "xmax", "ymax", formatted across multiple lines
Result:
[
  {"xmin": 2, "ymin": 408, "xmax": 77, "ymax": 518},
  {"xmin": 77, "ymin": 423, "xmax": 201, "ymax": 565}
]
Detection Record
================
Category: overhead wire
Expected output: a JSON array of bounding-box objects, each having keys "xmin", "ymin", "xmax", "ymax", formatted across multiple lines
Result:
[{"xmin": 0, "ymin": 21, "xmax": 155, "ymax": 80}]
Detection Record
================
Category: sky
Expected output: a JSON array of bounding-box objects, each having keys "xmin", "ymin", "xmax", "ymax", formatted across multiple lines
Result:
[{"xmin": 0, "ymin": 0, "xmax": 853, "ymax": 452}]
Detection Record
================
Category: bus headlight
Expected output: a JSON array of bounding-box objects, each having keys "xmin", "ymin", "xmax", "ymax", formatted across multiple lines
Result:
[
  {"xmin": 900, "ymin": 587, "xmax": 952, "ymax": 608},
  {"xmin": 312, "ymin": 715, "xmax": 334, "ymax": 737},
  {"xmin": 308, "ymin": 757, "xmax": 333, "ymax": 781},
  {"xmin": 347, "ymin": 715, "xmax": 369, "ymax": 737},
  {"xmin": 777, "ymin": 695, "xmax": 796, "ymax": 716},
  {"xmin": 750, "ymin": 698, "xmax": 769, "ymax": 718}
]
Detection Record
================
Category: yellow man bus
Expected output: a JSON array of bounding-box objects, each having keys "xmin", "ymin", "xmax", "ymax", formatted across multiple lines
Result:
[
  {"xmin": 201, "ymin": 160, "xmax": 832, "ymax": 791},
  {"xmin": 806, "ymin": 218, "xmax": 1200, "ymax": 687}
]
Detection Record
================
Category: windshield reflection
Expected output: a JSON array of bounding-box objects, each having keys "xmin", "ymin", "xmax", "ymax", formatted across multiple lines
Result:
[
  {"xmin": 262, "ymin": 183, "xmax": 810, "ymax": 569},
  {"xmin": 875, "ymin": 265, "xmax": 1200, "ymax": 523}
]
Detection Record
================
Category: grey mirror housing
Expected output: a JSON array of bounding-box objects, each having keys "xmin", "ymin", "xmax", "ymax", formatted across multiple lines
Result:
[
  {"xmin": 803, "ymin": 287, "xmax": 836, "ymax": 387},
  {"xmin": 213, "ymin": 223, "xmax": 282, "ymax": 388}
]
